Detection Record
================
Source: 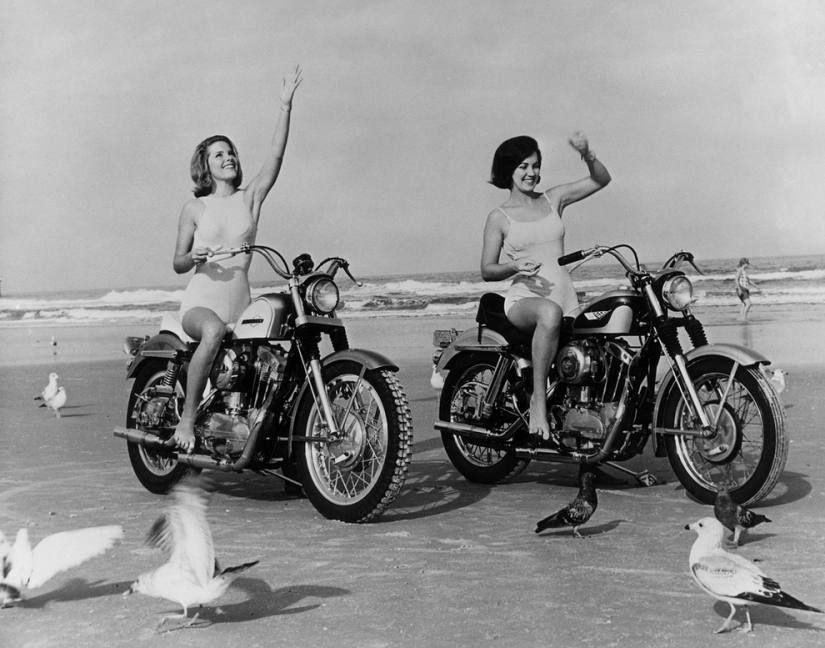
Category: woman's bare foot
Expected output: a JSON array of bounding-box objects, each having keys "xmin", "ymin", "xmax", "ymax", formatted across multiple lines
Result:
[
  {"xmin": 529, "ymin": 393, "xmax": 550, "ymax": 441},
  {"xmin": 172, "ymin": 416, "xmax": 196, "ymax": 453}
]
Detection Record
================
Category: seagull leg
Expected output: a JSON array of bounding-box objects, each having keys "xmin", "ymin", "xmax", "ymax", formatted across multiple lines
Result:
[
  {"xmin": 738, "ymin": 606, "xmax": 753, "ymax": 633},
  {"xmin": 714, "ymin": 602, "xmax": 738, "ymax": 634}
]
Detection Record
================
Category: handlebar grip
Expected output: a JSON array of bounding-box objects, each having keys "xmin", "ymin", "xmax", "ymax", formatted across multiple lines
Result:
[{"xmin": 558, "ymin": 250, "xmax": 587, "ymax": 266}]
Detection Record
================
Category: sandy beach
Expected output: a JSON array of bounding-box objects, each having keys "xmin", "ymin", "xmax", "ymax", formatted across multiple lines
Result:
[{"xmin": 1, "ymin": 312, "xmax": 824, "ymax": 647}]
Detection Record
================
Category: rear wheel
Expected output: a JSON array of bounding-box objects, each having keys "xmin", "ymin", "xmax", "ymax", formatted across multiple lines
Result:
[
  {"xmin": 439, "ymin": 353, "xmax": 529, "ymax": 484},
  {"xmin": 661, "ymin": 357, "xmax": 787, "ymax": 506},
  {"xmin": 126, "ymin": 360, "xmax": 197, "ymax": 494},
  {"xmin": 295, "ymin": 361, "xmax": 412, "ymax": 523}
]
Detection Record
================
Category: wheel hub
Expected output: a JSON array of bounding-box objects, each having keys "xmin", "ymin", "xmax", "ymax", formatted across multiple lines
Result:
[
  {"xmin": 326, "ymin": 409, "xmax": 366, "ymax": 471},
  {"xmin": 697, "ymin": 403, "xmax": 740, "ymax": 464}
]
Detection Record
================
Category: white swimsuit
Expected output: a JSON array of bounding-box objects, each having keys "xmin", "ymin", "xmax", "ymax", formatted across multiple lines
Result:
[
  {"xmin": 179, "ymin": 191, "xmax": 257, "ymax": 324},
  {"xmin": 501, "ymin": 195, "xmax": 578, "ymax": 316}
]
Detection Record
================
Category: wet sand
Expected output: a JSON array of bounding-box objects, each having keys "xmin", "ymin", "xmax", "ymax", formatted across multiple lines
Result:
[{"xmin": 1, "ymin": 314, "xmax": 824, "ymax": 647}]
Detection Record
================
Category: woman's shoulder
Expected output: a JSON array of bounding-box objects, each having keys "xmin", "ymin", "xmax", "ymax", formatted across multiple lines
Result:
[{"xmin": 180, "ymin": 197, "xmax": 205, "ymax": 220}]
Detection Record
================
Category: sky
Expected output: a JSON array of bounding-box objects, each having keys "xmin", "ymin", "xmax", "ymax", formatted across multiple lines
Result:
[{"xmin": 1, "ymin": 0, "xmax": 824, "ymax": 295}]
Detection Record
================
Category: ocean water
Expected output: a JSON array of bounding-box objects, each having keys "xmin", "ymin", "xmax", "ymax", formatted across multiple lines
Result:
[{"xmin": 1, "ymin": 253, "xmax": 823, "ymax": 327}]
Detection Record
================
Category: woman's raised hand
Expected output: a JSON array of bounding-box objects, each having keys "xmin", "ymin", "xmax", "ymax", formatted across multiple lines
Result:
[
  {"xmin": 568, "ymin": 131, "xmax": 590, "ymax": 157},
  {"xmin": 279, "ymin": 65, "xmax": 303, "ymax": 109}
]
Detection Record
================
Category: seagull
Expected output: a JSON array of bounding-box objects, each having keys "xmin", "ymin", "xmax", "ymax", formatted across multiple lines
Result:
[
  {"xmin": 0, "ymin": 525, "xmax": 123, "ymax": 608},
  {"xmin": 44, "ymin": 387, "xmax": 67, "ymax": 418},
  {"xmin": 768, "ymin": 369, "xmax": 788, "ymax": 394},
  {"xmin": 535, "ymin": 470, "xmax": 597, "ymax": 538},
  {"xmin": 686, "ymin": 517, "xmax": 822, "ymax": 633},
  {"xmin": 35, "ymin": 373, "xmax": 59, "ymax": 404},
  {"xmin": 714, "ymin": 486, "xmax": 771, "ymax": 546},
  {"xmin": 125, "ymin": 482, "xmax": 259, "ymax": 629},
  {"xmin": 429, "ymin": 365, "xmax": 444, "ymax": 391}
]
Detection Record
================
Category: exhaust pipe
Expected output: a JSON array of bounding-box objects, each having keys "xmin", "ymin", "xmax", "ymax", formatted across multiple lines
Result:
[
  {"xmin": 113, "ymin": 425, "xmax": 259, "ymax": 473},
  {"xmin": 433, "ymin": 418, "xmax": 519, "ymax": 442}
]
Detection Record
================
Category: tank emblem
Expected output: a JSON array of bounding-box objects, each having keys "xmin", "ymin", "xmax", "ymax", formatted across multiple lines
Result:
[{"xmin": 584, "ymin": 311, "xmax": 609, "ymax": 320}]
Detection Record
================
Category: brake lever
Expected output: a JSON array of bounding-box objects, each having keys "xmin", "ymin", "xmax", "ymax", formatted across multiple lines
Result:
[{"xmin": 343, "ymin": 263, "xmax": 364, "ymax": 287}]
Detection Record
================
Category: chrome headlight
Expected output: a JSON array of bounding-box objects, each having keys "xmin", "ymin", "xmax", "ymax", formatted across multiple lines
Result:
[
  {"xmin": 306, "ymin": 278, "xmax": 340, "ymax": 314},
  {"xmin": 662, "ymin": 275, "xmax": 693, "ymax": 311}
]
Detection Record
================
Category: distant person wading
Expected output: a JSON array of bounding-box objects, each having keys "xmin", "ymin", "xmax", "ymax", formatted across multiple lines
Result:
[{"xmin": 735, "ymin": 257, "xmax": 759, "ymax": 321}]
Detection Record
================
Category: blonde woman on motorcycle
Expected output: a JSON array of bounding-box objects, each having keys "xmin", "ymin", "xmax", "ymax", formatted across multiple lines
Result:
[
  {"xmin": 480, "ymin": 134, "xmax": 611, "ymax": 440},
  {"xmin": 171, "ymin": 66, "xmax": 303, "ymax": 452}
]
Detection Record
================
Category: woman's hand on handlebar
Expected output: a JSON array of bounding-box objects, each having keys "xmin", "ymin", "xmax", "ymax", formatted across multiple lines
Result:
[{"xmin": 191, "ymin": 245, "xmax": 223, "ymax": 265}]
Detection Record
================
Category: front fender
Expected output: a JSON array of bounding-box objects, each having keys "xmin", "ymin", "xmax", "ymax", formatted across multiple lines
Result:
[
  {"xmin": 321, "ymin": 348, "xmax": 398, "ymax": 372},
  {"xmin": 651, "ymin": 343, "xmax": 771, "ymax": 454},
  {"xmin": 126, "ymin": 332, "xmax": 189, "ymax": 379},
  {"xmin": 436, "ymin": 328, "xmax": 510, "ymax": 372}
]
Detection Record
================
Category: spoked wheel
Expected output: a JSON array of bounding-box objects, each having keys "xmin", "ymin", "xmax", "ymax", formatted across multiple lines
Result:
[
  {"xmin": 439, "ymin": 353, "xmax": 529, "ymax": 484},
  {"xmin": 295, "ymin": 361, "xmax": 412, "ymax": 523},
  {"xmin": 661, "ymin": 357, "xmax": 787, "ymax": 506},
  {"xmin": 126, "ymin": 360, "xmax": 197, "ymax": 494}
]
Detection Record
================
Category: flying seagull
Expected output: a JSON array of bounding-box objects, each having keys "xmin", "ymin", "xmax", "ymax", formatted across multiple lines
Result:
[
  {"xmin": 35, "ymin": 373, "xmax": 59, "ymax": 405},
  {"xmin": 686, "ymin": 517, "xmax": 821, "ymax": 633},
  {"xmin": 125, "ymin": 482, "xmax": 259, "ymax": 630},
  {"xmin": 0, "ymin": 525, "xmax": 123, "ymax": 608},
  {"xmin": 714, "ymin": 486, "xmax": 771, "ymax": 546},
  {"xmin": 535, "ymin": 470, "xmax": 597, "ymax": 538}
]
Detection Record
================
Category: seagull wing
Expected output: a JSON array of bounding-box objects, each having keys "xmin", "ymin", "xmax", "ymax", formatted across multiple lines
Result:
[
  {"xmin": 25, "ymin": 525, "xmax": 123, "ymax": 589},
  {"xmin": 691, "ymin": 552, "xmax": 765, "ymax": 600},
  {"xmin": 146, "ymin": 485, "xmax": 214, "ymax": 588}
]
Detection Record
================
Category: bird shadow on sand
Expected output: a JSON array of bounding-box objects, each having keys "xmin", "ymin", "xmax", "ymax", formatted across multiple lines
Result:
[
  {"xmin": 190, "ymin": 579, "xmax": 350, "ymax": 624},
  {"xmin": 21, "ymin": 578, "xmax": 129, "ymax": 608},
  {"xmin": 729, "ymin": 530, "xmax": 777, "ymax": 547},
  {"xmin": 51, "ymin": 405, "xmax": 94, "ymax": 419},
  {"xmin": 536, "ymin": 519, "xmax": 626, "ymax": 538},
  {"xmin": 711, "ymin": 600, "xmax": 825, "ymax": 633}
]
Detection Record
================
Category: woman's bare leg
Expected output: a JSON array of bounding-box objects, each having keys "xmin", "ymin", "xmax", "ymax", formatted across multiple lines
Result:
[
  {"xmin": 506, "ymin": 298, "xmax": 563, "ymax": 440},
  {"xmin": 173, "ymin": 307, "xmax": 227, "ymax": 452}
]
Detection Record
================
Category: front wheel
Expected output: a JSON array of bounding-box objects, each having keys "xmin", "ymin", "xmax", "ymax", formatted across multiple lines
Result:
[
  {"xmin": 439, "ymin": 353, "xmax": 529, "ymax": 484},
  {"xmin": 126, "ymin": 359, "xmax": 198, "ymax": 494},
  {"xmin": 294, "ymin": 361, "xmax": 413, "ymax": 523},
  {"xmin": 660, "ymin": 357, "xmax": 787, "ymax": 506}
]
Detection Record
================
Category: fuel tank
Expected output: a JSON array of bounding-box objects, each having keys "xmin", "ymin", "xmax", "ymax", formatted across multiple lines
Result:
[
  {"xmin": 232, "ymin": 294, "xmax": 293, "ymax": 340},
  {"xmin": 568, "ymin": 289, "xmax": 645, "ymax": 336}
]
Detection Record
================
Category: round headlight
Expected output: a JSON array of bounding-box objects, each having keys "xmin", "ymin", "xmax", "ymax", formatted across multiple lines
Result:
[
  {"xmin": 306, "ymin": 278, "xmax": 340, "ymax": 314},
  {"xmin": 662, "ymin": 275, "xmax": 693, "ymax": 311}
]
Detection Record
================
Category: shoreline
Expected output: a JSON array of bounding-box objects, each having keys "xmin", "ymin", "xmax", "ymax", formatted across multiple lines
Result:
[{"xmin": 1, "ymin": 303, "xmax": 822, "ymax": 370}]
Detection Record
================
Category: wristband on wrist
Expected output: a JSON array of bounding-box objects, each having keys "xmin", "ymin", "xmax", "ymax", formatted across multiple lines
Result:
[{"xmin": 581, "ymin": 149, "xmax": 597, "ymax": 162}]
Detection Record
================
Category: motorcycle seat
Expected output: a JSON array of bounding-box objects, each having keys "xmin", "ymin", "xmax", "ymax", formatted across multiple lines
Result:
[{"xmin": 475, "ymin": 293, "xmax": 533, "ymax": 347}]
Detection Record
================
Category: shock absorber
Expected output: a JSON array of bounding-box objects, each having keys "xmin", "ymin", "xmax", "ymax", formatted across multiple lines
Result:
[{"xmin": 161, "ymin": 361, "xmax": 181, "ymax": 387}]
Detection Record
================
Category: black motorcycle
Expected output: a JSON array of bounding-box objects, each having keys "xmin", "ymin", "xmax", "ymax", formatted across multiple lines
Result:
[
  {"xmin": 432, "ymin": 246, "xmax": 787, "ymax": 505},
  {"xmin": 115, "ymin": 244, "xmax": 413, "ymax": 523}
]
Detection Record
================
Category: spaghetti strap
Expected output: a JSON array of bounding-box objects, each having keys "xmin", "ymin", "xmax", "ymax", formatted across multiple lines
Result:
[{"xmin": 497, "ymin": 206, "xmax": 511, "ymax": 221}]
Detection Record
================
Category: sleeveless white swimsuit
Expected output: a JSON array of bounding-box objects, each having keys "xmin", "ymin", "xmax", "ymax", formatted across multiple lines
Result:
[
  {"xmin": 179, "ymin": 191, "xmax": 257, "ymax": 324},
  {"xmin": 501, "ymin": 194, "xmax": 578, "ymax": 316}
]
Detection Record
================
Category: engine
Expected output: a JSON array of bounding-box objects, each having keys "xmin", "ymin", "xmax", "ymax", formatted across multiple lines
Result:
[
  {"xmin": 552, "ymin": 339, "xmax": 630, "ymax": 442},
  {"xmin": 198, "ymin": 343, "xmax": 287, "ymax": 457}
]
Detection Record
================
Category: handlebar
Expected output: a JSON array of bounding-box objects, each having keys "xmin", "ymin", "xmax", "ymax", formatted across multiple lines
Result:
[
  {"xmin": 558, "ymin": 244, "xmax": 702, "ymax": 278},
  {"xmin": 206, "ymin": 244, "xmax": 363, "ymax": 284}
]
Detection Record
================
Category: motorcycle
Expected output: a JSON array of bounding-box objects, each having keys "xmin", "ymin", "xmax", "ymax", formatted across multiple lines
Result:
[
  {"xmin": 114, "ymin": 243, "xmax": 413, "ymax": 523},
  {"xmin": 432, "ymin": 245, "xmax": 787, "ymax": 506}
]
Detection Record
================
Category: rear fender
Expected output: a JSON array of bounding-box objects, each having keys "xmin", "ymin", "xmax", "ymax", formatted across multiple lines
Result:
[
  {"xmin": 651, "ymin": 343, "xmax": 771, "ymax": 455},
  {"xmin": 436, "ymin": 328, "xmax": 510, "ymax": 372},
  {"xmin": 126, "ymin": 332, "xmax": 190, "ymax": 379}
]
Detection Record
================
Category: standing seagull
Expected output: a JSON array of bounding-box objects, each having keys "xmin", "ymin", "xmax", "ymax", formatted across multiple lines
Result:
[
  {"xmin": 44, "ymin": 387, "xmax": 67, "ymax": 418},
  {"xmin": 35, "ymin": 373, "xmax": 59, "ymax": 405},
  {"xmin": 0, "ymin": 525, "xmax": 123, "ymax": 608},
  {"xmin": 535, "ymin": 470, "xmax": 597, "ymax": 538},
  {"xmin": 768, "ymin": 369, "xmax": 788, "ymax": 394},
  {"xmin": 686, "ymin": 517, "xmax": 821, "ymax": 633},
  {"xmin": 714, "ymin": 486, "xmax": 771, "ymax": 546},
  {"xmin": 125, "ymin": 482, "xmax": 259, "ymax": 629}
]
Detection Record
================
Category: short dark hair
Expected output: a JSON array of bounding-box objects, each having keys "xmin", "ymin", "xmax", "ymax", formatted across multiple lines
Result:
[
  {"xmin": 489, "ymin": 136, "xmax": 541, "ymax": 189},
  {"xmin": 190, "ymin": 135, "xmax": 243, "ymax": 198}
]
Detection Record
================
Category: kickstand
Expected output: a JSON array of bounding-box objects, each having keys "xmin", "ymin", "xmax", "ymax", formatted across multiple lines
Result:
[{"xmin": 602, "ymin": 462, "xmax": 661, "ymax": 487}]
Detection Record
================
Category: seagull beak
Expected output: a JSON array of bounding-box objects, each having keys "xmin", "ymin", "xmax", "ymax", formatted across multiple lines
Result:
[
  {"xmin": 123, "ymin": 584, "xmax": 135, "ymax": 597},
  {"xmin": 684, "ymin": 524, "xmax": 691, "ymax": 530}
]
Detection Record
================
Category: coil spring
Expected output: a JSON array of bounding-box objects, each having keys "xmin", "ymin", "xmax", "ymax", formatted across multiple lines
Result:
[
  {"xmin": 684, "ymin": 316, "xmax": 708, "ymax": 348},
  {"xmin": 161, "ymin": 361, "xmax": 181, "ymax": 387},
  {"xmin": 656, "ymin": 319, "xmax": 684, "ymax": 358}
]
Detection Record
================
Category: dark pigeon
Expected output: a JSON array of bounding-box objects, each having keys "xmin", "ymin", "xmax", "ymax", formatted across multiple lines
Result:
[
  {"xmin": 535, "ymin": 470, "xmax": 597, "ymax": 538},
  {"xmin": 714, "ymin": 486, "xmax": 771, "ymax": 546}
]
